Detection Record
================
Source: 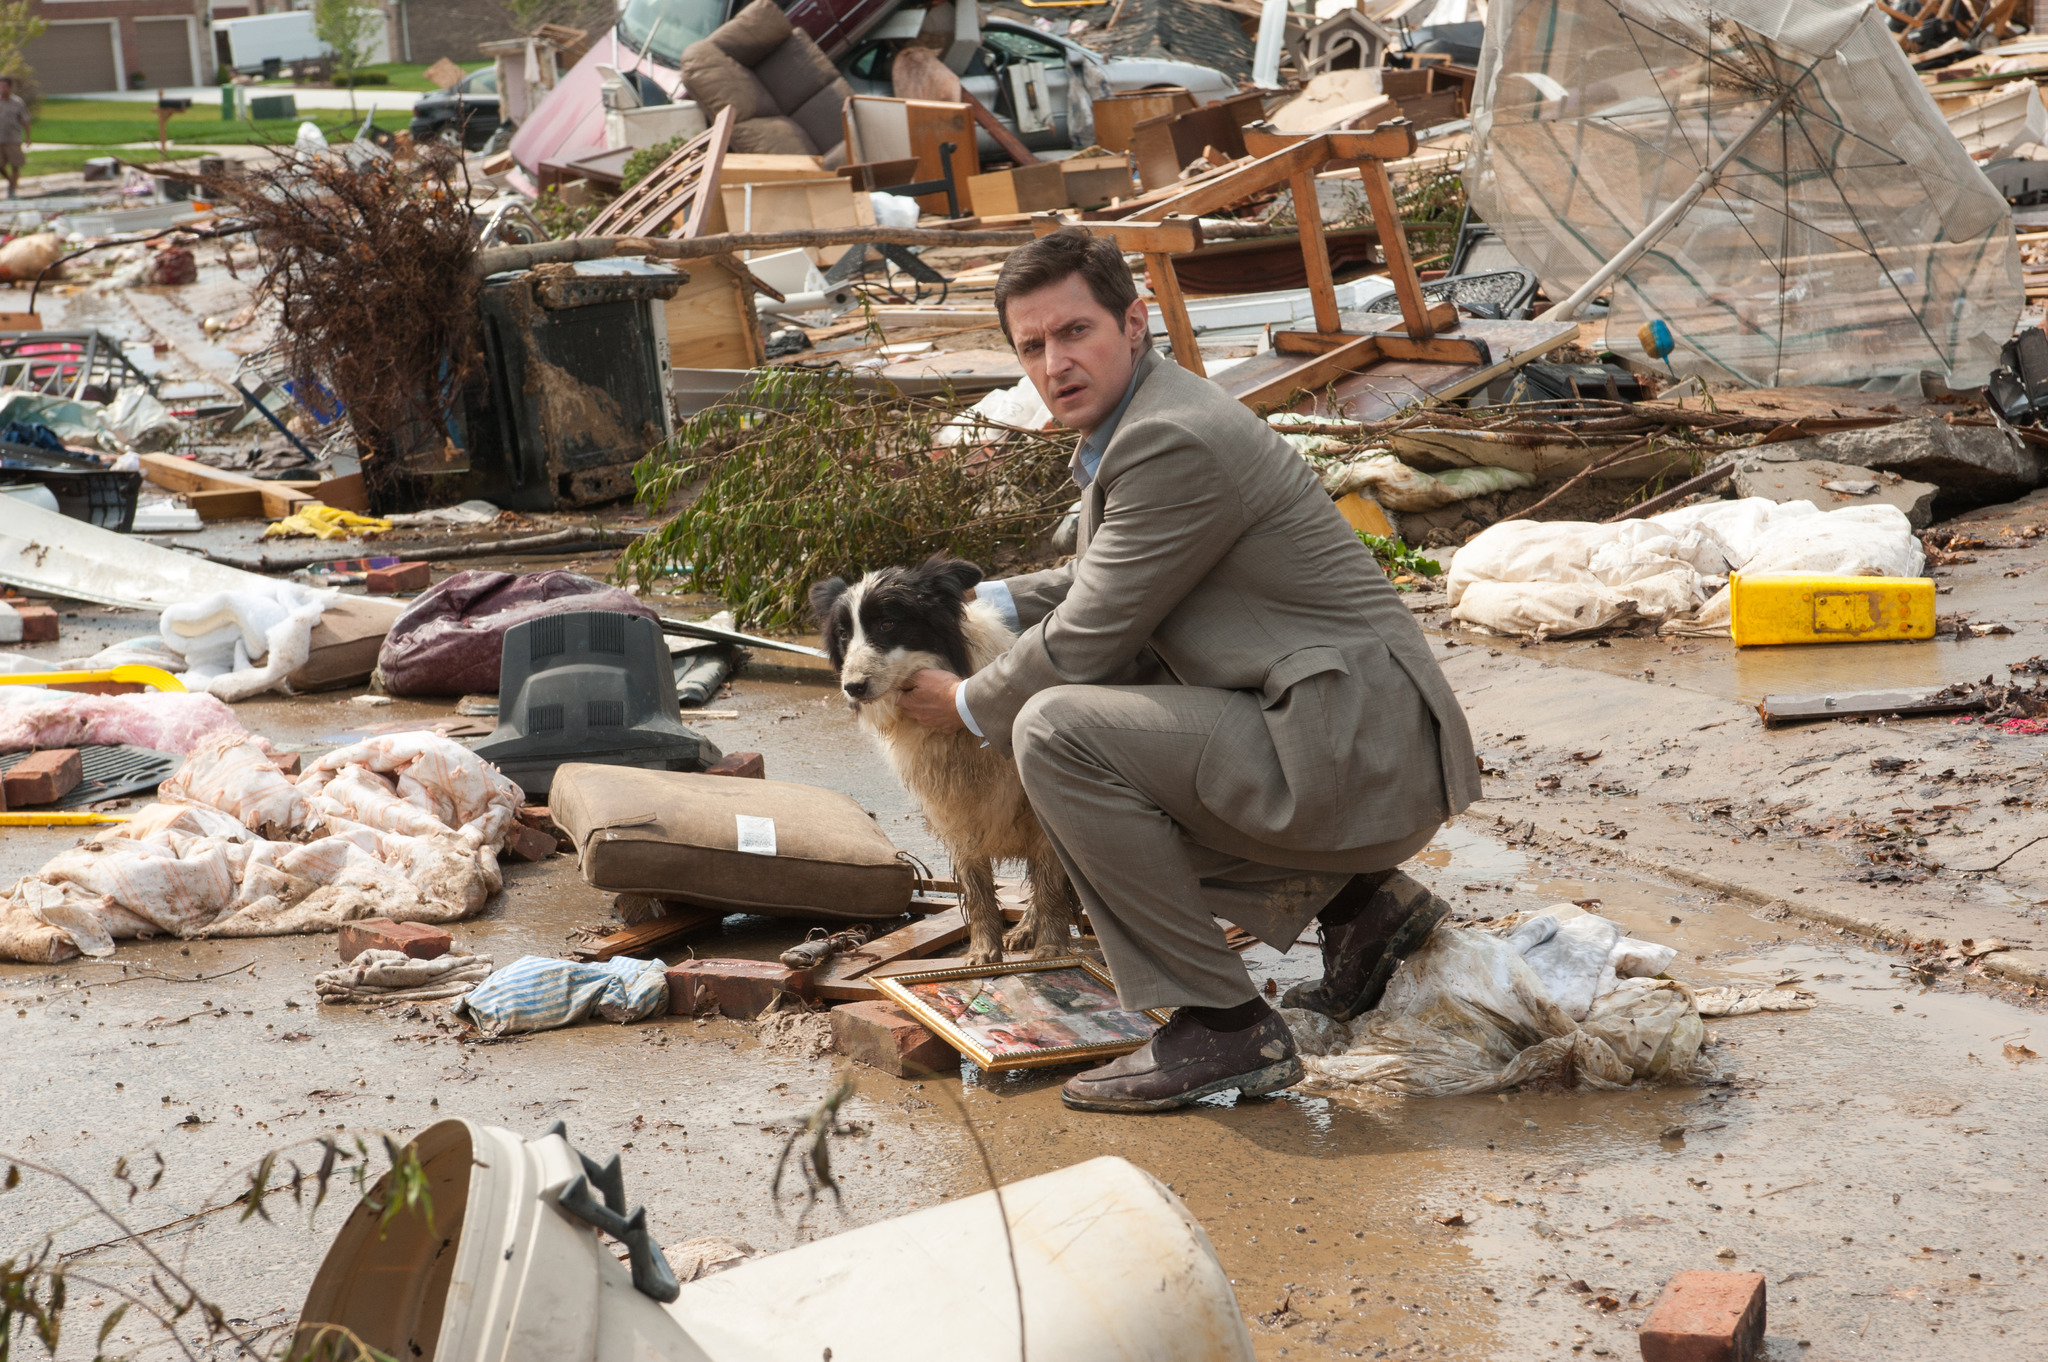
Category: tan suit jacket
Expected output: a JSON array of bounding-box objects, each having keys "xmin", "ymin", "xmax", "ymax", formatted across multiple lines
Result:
[{"xmin": 962, "ymin": 349, "xmax": 1480, "ymax": 853}]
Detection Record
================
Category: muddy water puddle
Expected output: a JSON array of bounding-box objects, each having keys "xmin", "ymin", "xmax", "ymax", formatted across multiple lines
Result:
[{"xmin": 912, "ymin": 823, "xmax": 2047, "ymax": 1360}]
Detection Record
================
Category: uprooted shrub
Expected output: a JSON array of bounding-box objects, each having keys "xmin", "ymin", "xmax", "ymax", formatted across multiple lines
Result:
[
  {"xmin": 198, "ymin": 148, "xmax": 481, "ymax": 500},
  {"xmin": 621, "ymin": 368, "xmax": 1078, "ymax": 630}
]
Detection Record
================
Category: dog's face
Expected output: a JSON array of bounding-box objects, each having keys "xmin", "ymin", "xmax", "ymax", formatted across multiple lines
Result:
[{"xmin": 809, "ymin": 556, "xmax": 984, "ymax": 707}]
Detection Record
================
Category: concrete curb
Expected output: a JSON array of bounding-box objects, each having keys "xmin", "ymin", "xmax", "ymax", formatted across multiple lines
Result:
[{"xmin": 1464, "ymin": 811, "xmax": 2048, "ymax": 993}]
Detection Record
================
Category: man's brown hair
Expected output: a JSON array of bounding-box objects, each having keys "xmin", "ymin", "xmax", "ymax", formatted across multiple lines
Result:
[{"xmin": 992, "ymin": 226, "xmax": 1139, "ymax": 344}]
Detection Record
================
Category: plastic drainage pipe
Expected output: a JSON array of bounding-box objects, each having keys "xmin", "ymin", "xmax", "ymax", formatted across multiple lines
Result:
[{"xmin": 1537, "ymin": 84, "xmax": 1801, "ymax": 323}]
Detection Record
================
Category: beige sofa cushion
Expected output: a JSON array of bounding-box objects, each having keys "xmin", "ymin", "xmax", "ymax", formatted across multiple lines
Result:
[{"xmin": 550, "ymin": 764, "xmax": 913, "ymax": 921}]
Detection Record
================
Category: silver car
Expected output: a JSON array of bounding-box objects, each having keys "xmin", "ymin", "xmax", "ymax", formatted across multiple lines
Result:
[{"xmin": 839, "ymin": 18, "xmax": 1238, "ymax": 156}]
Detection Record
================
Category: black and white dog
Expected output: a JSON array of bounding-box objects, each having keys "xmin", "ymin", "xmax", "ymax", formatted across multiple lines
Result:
[{"xmin": 810, "ymin": 556, "xmax": 1078, "ymax": 965}]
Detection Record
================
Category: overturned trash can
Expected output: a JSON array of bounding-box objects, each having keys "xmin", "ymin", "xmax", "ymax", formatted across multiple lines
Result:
[
  {"xmin": 372, "ymin": 257, "xmax": 682, "ymax": 514},
  {"xmin": 294, "ymin": 1118, "xmax": 1257, "ymax": 1362}
]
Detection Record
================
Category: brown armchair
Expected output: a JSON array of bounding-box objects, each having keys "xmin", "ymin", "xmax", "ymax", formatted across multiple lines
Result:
[{"xmin": 678, "ymin": 0, "xmax": 854, "ymax": 168}]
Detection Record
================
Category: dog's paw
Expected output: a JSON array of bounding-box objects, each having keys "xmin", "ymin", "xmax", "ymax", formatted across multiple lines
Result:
[
  {"xmin": 962, "ymin": 944, "xmax": 1004, "ymax": 967},
  {"xmin": 1002, "ymin": 921, "xmax": 1035, "ymax": 952},
  {"xmin": 1026, "ymin": 942, "xmax": 1069, "ymax": 961}
]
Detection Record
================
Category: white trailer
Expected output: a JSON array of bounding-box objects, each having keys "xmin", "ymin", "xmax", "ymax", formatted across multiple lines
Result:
[{"xmin": 218, "ymin": 12, "xmax": 329, "ymax": 73}]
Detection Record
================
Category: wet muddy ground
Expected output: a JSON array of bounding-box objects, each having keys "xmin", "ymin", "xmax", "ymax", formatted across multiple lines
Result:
[{"xmin": 5, "ymin": 659, "xmax": 2045, "ymax": 1359}]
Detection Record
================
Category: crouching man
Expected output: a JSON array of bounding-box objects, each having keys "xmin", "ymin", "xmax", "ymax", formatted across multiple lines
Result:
[{"xmin": 896, "ymin": 227, "xmax": 1479, "ymax": 1112}]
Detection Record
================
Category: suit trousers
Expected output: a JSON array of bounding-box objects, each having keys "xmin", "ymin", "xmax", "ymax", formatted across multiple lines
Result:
[{"xmin": 1014, "ymin": 683, "xmax": 1440, "ymax": 1012}]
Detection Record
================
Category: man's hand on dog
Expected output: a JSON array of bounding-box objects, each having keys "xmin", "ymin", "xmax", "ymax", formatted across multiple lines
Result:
[{"xmin": 899, "ymin": 668, "xmax": 967, "ymax": 732}]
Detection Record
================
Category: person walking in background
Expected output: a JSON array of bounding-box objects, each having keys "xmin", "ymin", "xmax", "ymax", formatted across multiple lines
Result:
[{"xmin": 0, "ymin": 78, "xmax": 31, "ymax": 198}]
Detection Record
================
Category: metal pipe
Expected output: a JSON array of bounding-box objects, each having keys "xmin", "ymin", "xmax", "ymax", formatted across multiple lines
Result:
[{"xmin": 1538, "ymin": 87, "xmax": 1800, "ymax": 322}]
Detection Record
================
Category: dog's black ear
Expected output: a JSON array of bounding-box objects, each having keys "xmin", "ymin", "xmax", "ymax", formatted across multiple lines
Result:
[
  {"xmin": 808, "ymin": 576, "xmax": 850, "ymax": 625},
  {"xmin": 914, "ymin": 555, "xmax": 984, "ymax": 599}
]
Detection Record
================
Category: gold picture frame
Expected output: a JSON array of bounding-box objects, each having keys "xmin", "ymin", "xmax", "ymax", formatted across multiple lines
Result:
[{"xmin": 875, "ymin": 957, "xmax": 1167, "ymax": 1073}]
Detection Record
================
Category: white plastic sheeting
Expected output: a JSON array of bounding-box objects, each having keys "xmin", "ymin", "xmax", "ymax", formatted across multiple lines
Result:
[
  {"xmin": 1465, "ymin": 0, "xmax": 2022, "ymax": 387},
  {"xmin": 0, "ymin": 732, "xmax": 522, "ymax": 964},
  {"xmin": 1444, "ymin": 496, "xmax": 1924, "ymax": 638},
  {"xmin": 159, "ymin": 582, "xmax": 336, "ymax": 702},
  {"xmin": 1290, "ymin": 904, "xmax": 1716, "ymax": 1097}
]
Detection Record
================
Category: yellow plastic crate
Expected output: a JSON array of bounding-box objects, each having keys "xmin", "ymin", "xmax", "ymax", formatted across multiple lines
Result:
[{"xmin": 1728, "ymin": 573, "xmax": 1936, "ymax": 647}]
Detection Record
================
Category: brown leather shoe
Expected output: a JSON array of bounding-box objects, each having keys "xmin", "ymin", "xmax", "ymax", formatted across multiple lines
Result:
[
  {"xmin": 1060, "ymin": 1005, "xmax": 1301, "ymax": 1113},
  {"xmin": 1279, "ymin": 870, "xmax": 1449, "ymax": 1022}
]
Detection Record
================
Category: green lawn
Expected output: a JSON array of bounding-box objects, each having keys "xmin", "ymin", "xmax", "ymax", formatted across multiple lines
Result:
[
  {"xmin": 34, "ymin": 100, "xmax": 386, "ymax": 147},
  {"xmin": 25, "ymin": 146, "xmax": 206, "ymax": 175},
  {"xmin": 254, "ymin": 61, "xmax": 489, "ymax": 92}
]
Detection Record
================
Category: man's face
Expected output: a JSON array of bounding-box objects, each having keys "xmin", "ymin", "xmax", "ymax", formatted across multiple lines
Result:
[{"xmin": 1006, "ymin": 273, "xmax": 1149, "ymax": 434}]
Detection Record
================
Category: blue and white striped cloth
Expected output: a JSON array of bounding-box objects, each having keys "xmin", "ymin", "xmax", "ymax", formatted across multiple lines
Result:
[{"xmin": 456, "ymin": 955, "xmax": 668, "ymax": 1035}]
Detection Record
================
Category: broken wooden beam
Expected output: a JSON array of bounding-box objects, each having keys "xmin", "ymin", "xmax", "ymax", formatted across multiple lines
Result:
[
  {"xmin": 1757, "ymin": 685, "xmax": 1998, "ymax": 726},
  {"xmin": 138, "ymin": 454, "xmax": 315, "ymax": 519}
]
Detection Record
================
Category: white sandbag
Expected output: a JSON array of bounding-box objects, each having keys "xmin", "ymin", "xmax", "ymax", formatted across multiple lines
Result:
[
  {"xmin": 1448, "ymin": 497, "xmax": 1924, "ymax": 638},
  {"xmin": 160, "ymin": 583, "xmax": 336, "ymax": 701}
]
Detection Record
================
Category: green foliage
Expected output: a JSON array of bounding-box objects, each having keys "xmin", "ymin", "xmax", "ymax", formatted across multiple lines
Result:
[
  {"xmin": 620, "ymin": 135, "xmax": 683, "ymax": 190},
  {"xmin": 621, "ymin": 368, "xmax": 1079, "ymax": 629},
  {"xmin": 312, "ymin": 0, "xmax": 378, "ymax": 109},
  {"xmin": 1397, "ymin": 163, "xmax": 1468, "ymax": 265},
  {"xmin": 531, "ymin": 182, "xmax": 605, "ymax": 237},
  {"xmin": 1358, "ymin": 530, "xmax": 1442, "ymax": 581},
  {"xmin": 0, "ymin": 0, "xmax": 46, "ymax": 108}
]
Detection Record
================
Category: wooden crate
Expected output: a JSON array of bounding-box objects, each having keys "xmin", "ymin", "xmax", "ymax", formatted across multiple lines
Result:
[
  {"xmin": 1062, "ymin": 154, "xmax": 1133, "ymax": 208},
  {"xmin": 965, "ymin": 161, "xmax": 1068, "ymax": 216},
  {"xmin": 843, "ymin": 96, "xmax": 980, "ymax": 215},
  {"xmin": 1092, "ymin": 86, "xmax": 1194, "ymax": 153},
  {"xmin": 718, "ymin": 175, "xmax": 874, "ymax": 264},
  {"xmin": 664, "ymin": 258, "xmax": 764, "ymax": 371}
]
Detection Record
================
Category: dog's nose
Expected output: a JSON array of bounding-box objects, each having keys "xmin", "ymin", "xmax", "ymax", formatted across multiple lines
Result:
[{"xmin": 842, "ymin": 678, "xmax": 871, "ymax": 701}]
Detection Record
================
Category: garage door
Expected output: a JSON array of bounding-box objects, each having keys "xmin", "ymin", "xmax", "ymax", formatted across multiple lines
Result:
[
  {"xmin": 133, "ymin": 18, "xmax": 195, "ymax": 88},
  {"xmin": 26, "ymin": 22, "xmax": 118, "ymax": 96}
]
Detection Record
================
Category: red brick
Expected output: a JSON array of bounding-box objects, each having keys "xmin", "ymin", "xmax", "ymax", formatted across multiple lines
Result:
[
  {"xmin": 666, "ymin": 958, "xmax": 814, "ymax": 1018},
  {"xmin": 502, "ymin": 820, "xmax": 560, "ymax": 862},
  {"xmin": 338, "ymin": 918, "xmax": 453, "ymax": 963},
  {"xmin": 364, "ymin": 561, "xmax": 431, "ymax": 594},
  {"xmin": 830, "ymin": 1000, "xmax": 958, "ymax": 1076},
  {"xmin": 704, "ymin": 752, "xmax": 765, "ymax": 779},
  {"xmin": 517, "ymin": 804, "xmax": 574, "ymax": 852},
  {"xmin": 3, "ymin": 749, "xmax": 81, "ymax": 806},
  {"xmin": 1640, "ymin": 1271, "xmax": 1766, "ymax": 1362},
  {"xmin": 16, "ymin": 605, "xmax": 57, "ymax": 642}
]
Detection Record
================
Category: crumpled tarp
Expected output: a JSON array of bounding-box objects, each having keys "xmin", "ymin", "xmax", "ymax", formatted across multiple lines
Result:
[
  {"xmin": 263, "ymin": 506, "xmax": 394, "ymax": 540},
  {"xmin": 454, "ymin": 954, "xmax": 669, "ymax": 1034},
  {"xmin": 377, "ymin": 570, "xmax": 658, "ymax": 697},
  {"xmin": 0, "ymin": 687, "xmax": 255, "ymax": 754},
  {"xmin": 1290, "ymin": 904, "xmax": 1720, "ymax": 1097},
  {"xmin": 1465, "ymin": 0, "xmax": 2021, "ymax": 388},
  {"xmin": 1445, "ymin": 497, "xmax": 1924, "ymax": 638},
  {"xmin": 0, "ymin": 731, "xmax": 522, "ymax": 964}
]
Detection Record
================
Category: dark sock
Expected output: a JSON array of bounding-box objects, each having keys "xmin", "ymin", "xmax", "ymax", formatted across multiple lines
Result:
[
  {"xmin": 1182, "ymin": 996, "xmax": 1271, "ymax": 1032},
  {"xmin": 1318, "ymin": 870, "xmax": 1396, "ymax": 927}
]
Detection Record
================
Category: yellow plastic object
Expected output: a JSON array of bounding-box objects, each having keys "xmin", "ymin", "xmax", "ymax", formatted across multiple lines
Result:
[
  {"xmin": 0, "ymin": 664, "xmax": 186, "ymax": 692},
  {"xmin": 1728, "ymin": 573, "xmax": 1937, "ymax": 647},
  {"xmin": 1334, "ymin": 491, "xmax": 1396, "ymax": 538},
  {"xmin": 0, "ymin": 812, "xmax": 128, "ymax": 826},
  {"xmin": 263, "ymin": 504, "xmax": 393, "ymax": 540}
]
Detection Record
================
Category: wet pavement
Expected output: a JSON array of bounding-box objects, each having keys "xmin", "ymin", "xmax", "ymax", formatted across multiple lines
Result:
[{"xmin": 5, "ymin": 657, "xmax": 2045, "ymax": 1359}]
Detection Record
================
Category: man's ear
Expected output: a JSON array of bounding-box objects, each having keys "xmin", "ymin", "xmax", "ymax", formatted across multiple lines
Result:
[
  {"xmin": 1124, "ymin": 295, "xmax": 1150, "ymax": 348},
  {"xmin": 913, "ymin": 555, "xmax": 984, "ymax": 598}
]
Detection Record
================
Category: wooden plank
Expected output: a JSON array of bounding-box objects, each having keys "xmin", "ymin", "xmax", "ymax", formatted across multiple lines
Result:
[
  {"xmin": 968, "ymin": 163, "xmax": 1068, "ymax": 216},
  {"xmin": 664, "ymin": 266, "xmax": 764, "ymax": 369},
  {"xmin": 569, "ymin": 905, "xmax": 724, "ymax": 962},
  {"xmin": 139, "ymin": 454, "xmax": 313, "ymax": 519},
  {"xmin": 313, "ymin": 472, "xmax": 368, "ymax": 512},
  {"xmin": 1035, "ymin": 212, "xmax": 1200, "ymax": 255},
  {"xmin": 1133, "ymin": 135, "xmax": 1333, "ymax": 221},
  {"xmin": 1355, "ymin": 157, "xmax": 1432, "ymax": 341},
  {"xmin": 1289, "ymin": 165, "xmax": 1343, "ymax": 335},
  {"xmin": 1243, "ymin": 123, "xmax": 1418, "ymax": 162},
  {"xmin": 1272, "ymin": 328, "xmax": 1486, "ymax": 365},
  {"xmin": 812, "ymin": 908, "xmax": 971, "ymax": 1000},
  {"xmin": 1229, "ymin": 333, "xmax": 1382, "ymax": 410},
  {"xmin": 1145, "ymin": 251, "xmax": 1206, "ymax": 377},
  {"xmin": 1757, "ymin": 687, "xmax": 1997, "ymax": 726},
  {"xmin": 1219, "ymin": 315, "xmax": 1580, "ymax": 418},
  {"xmin": 185, "ymin": 488, "xmax": 265, "ymax": 520}
]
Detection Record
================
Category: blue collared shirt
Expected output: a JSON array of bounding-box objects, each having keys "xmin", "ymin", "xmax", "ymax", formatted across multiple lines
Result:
[{"xmin": 956, "ymin": 366, "xmax": 1144, "ymax": 737}]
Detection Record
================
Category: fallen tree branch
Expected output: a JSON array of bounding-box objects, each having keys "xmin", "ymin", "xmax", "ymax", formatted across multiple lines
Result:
[
  {"xmin": 1605, "ymin": 460, "xmax": 1737, "ymax": 522},
  {"xmin": 1509, "ymin": 436, "xmax": 1654, "ymax": 520},
  {"xmin": 190, "ymin": 526, "xmax": 647, "ymax": 573}
]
